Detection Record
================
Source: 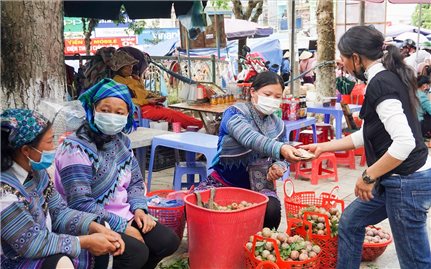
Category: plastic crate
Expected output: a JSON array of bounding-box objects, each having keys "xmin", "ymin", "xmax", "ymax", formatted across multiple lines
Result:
[
  {"xmin": 244, "ymin": 234, "xmax": 320, "ymax": 269},
  {"xmin": 284, "ymin": 179, "xmax": 339, "ymax": 218},
  {"xmin": 145, "ymin": 146, "xmax": 186, "ymax": 172},
  {"xmin": 286, "ymin": 200, "xmax": 345, "ymax": 269}
]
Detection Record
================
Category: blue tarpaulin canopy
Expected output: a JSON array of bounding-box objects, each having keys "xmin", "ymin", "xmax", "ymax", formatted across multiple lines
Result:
[{"xmin": 145, "ymin": 37, "xmax": 282, "ymax": 68}]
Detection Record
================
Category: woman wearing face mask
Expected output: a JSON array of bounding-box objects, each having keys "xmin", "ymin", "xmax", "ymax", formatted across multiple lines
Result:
[
  {"xmin": 302, "ymin": 26, "xmax": 431, "ymax": 269},
  {"xmin": 1, "ymin": 109, "xmax": 127, "ymax": 269},
  {"xmin": 416, "ymin": 75, "xmax": 431, "ymax": 139},
  {"xmin": 54, "ymin": 79, "xmax": 180, "ymax": 269},
  {"xmin": 196, "ymin": 72, "xmax": 302, "ymax": 229}
]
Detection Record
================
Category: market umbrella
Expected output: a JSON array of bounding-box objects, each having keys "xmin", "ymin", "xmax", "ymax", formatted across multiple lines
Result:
[
  {"xmin": 386, "ymin": 24, "xmax": 431, "ymax": 37},
  {"xmin": 224, "ymin": 18, "xmax": 273, "ymax": 40},
  {"xmin": 395, "ymin": 32, "xmax": 429, "ymax": 44}
]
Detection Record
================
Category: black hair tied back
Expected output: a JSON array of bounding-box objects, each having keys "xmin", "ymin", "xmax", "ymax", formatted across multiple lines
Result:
[
  {"xmin": 251, "ymin": 71, "xmax": 285, "ymax": 92},
  {"xmin": 338, "ymin": 26, "xmax": 418, "ymax": 114}
]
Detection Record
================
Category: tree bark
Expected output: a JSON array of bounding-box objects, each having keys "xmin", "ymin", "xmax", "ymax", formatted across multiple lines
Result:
[
  {"xmin": 83, "ymin": 18, "xmax": 98, "ymax": 56},
  {"xmin": 315, "ymin": 0, "xmax": 336, "ymax": 100},
  {"xmin": 251, "ymin": 0, "xmax": 264, "ymax": 23},
  {"xmin": 231, "ymin": 0, "xmax": 263, "ymax": 72},
  {"xmin": 232, "ymin": 0, "xmax": 244, "ymax": 19},
  {"xmin": 1, "ymin": 0, "xmax": 66, "ymax": 110}
]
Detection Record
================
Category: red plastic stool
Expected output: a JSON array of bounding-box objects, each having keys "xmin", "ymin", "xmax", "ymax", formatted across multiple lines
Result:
[
  {"xmin": 299, "ymin": 130, "xmax": 324, "ymax": 145},
  {"xmin": 335, "ymin": 150, "xmax": 356, "ymax": 169},
  {"xmin": 354, "ymin": 147, "xmax": 367, "ymax": 167},
  {"xmin": 316, "ymin": 123, "xmax": 334, "ymax": 142},
  {"xmin": 294, "ymin": 152, "xmax": 338, "ymax": 185}
]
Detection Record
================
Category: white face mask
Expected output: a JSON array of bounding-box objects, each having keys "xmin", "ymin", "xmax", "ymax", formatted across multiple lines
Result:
[
  {"xmin": 94, "ymin": 112, "xmax": 128, "ymax": 135},
  {"xmin": 253, "ymin": 95, "xmax": 282, "ymax": 115}
]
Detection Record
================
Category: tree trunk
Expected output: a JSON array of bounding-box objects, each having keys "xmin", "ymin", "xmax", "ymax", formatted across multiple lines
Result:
[
  {"xmin": 238, "ymin": 38, "xmax": 247, "ymax": 72},
  {"xmin": 315, "ymin": 0, "xmax": 336, "ymax": 100},
  {"xmin": 250, "ymin": 0, "xmax": 263, "ymax": 23},
  {"xmin": 83, "ymin": 18, "xmax": 97, "ymax": 56},
  {"xmin": 231, "ymin": 0, "xmax": 263, "ymax": 73},
  {"xmin": 1, "ymin": 0, "xmax": 66, "ymax": 109}
]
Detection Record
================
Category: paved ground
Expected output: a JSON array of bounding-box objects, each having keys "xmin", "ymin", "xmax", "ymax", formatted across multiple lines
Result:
[{"xmin": 150, "ymin": 155, "xmax": 431, "ymax": 269}]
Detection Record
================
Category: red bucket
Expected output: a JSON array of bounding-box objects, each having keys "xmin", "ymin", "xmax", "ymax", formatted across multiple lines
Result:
[{"xmin": 184, "ymin": 187, "xmax": 269, "ymax": 269}]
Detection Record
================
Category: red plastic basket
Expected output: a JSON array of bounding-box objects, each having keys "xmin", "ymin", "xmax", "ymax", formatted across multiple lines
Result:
[
  {"xmin": 287, "ymin": 199, "xmax": 345, "ymax": 269},
  {"xmin": 244, "ymin": 235, "xmax": 320, "ymax": 269},
  {"xmin": 184, "ymin": 187, "xmax": 268, "ymax": 269},
  {"xmin": 284, "ymin": 179, "xmax": 339, "ymax": 218},
  {"xmin": 147, "ymin": 190, "xmax": 186, "ymax": 240},
  {"xmin": 361, "ymin": 226, "xmax": 392, "ymax": 261},
  {"xmin": 256, "ymin": 261, "xmax": 280, "ymax": 269}
]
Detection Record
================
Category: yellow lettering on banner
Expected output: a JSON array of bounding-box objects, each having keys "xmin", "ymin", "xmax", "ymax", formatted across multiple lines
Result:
[{"xmin": 67, "ymin": 39, "xmax": 84, "ymax": 45}]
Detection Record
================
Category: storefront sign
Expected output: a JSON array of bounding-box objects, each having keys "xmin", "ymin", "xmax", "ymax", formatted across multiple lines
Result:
[
  {"xmin": 138, "ymin": 28, "xmax": 179, "ymax": 45},
  {"xmin": 64, "ymin": 37, "xmax": 137, "ymax": 55}
]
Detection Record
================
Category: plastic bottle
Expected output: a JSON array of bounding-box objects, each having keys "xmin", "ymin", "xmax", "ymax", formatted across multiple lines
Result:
[{"xmin": 289, "ymin": 97, "xmax": 298, "ymax": 121}]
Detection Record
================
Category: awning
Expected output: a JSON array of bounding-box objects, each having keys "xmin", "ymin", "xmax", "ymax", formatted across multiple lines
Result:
[
  {"xmin": 63, "ymin": 1, "xmax": 206, "ymax": 20},
  {"xmin": 224, "ymin": 18, "xmax": 273, "ymax": 40}
]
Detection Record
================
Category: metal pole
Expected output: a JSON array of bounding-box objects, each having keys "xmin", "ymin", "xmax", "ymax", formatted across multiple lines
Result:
[
  {"xmin": 289, "ymin": 0, "xmax": 296, "ymax": 96},
  {"xmin": 215, "ymin": 14, "xmax": 221, "ymax": 59},
  {"xmin": 211, "ymin": 54, "xmax": 216, "ymax": 83},
  {"xmin": 359, "ymin": 1, "xmax": 365, "ymax": 26},
  {"xmin": 186, "ymin": 35, "xmax": 191, "ymax": 80},
  {"xmin": 417, "ymin": 3, "xmax": 422, "ymax": 63}
]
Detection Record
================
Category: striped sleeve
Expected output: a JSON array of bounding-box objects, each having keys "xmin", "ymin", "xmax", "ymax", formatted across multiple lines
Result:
[
  {"xmin": 226, "ymin": 113, "xmax": 284, "ymax": 160},
  {"xmin": 56, "ymin": 147, "xmax": 128, "ymax": 233},
  {"xmin": 58, "ymin": 164, "xmax": 128, "ymax": 233},
  {"xmin": 1, "ymin": 201, "xmax": 81, "ymax": 258},
  {"xmin": 48, "ymin": 189, "xmax": 99, "ymax": 236},
  {"xmin": 127, "ymin": 153, "xmax": 148, "ymax": 213}
]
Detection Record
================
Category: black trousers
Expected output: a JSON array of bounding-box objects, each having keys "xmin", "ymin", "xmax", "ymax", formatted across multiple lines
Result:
[
  {"xmin": 115, "ymin": 222, "xmax": 180, "ymax": 269},
  {"xmin": 264, "ymin": 196, "xmax": 281, "ymax": 230}
]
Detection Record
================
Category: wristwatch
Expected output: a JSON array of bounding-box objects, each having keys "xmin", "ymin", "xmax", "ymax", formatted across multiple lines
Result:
[{"xmin": 362, "ymin": 169, "xmax": 377, "ymax": 184}]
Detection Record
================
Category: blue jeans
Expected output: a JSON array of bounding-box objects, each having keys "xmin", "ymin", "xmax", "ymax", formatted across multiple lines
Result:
[{"xmin": 337, "ymin": 169, "xmax": 431, "ymax": 269}]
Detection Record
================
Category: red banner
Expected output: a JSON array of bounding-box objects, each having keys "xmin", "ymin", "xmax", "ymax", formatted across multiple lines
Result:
[{"xmin": 64, "ymin": 37, "xmax": 137, "ymax": 55}]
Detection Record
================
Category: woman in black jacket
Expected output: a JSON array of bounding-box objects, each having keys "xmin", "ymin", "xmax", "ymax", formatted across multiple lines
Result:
[{"xmin": 304, "ymin": 26, "xmax": 431, "ymax": 269}]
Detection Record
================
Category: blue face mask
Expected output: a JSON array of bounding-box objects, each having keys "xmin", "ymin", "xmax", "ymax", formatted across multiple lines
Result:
[
  {"xmin": 28, "ymin": 148, "xmax": 55, "ymax": 171},
  {"xmin": 94, "ymin": 111, "xmax": 128, "ymax": 135}
]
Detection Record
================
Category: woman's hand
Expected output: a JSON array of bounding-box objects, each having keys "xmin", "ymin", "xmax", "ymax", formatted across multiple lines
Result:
[
  {"xmin": 134, "ymin": 209, "xmax": 157, "ymax": 234},
  {"xmin": 87, "ymin": 221, "xmax": 125, "ymax": 256},
  {"xmin": 280, "ymin": 145, "xmax": 302, "ymax": 163},
  {"xmin": 267, "ymin": 164, "xmax": 286, "ymax": 181},
  {"xmin": 100, "ymin": 228, "xmax": 125, "ymax": 256},
  {"xmin": 125, "ymin": 222, "xmax": 144, "ymax": 243},
  {"xmin": 354, "ymin": 177, "xmax": 375, "ymax": 202},
  {"xmin": 79, "ymin": 233, "xmax": 120, "ymax": 256},
  {"xmin": 300, "ymin": 143, "xmax": 325, "ymax": 158}
]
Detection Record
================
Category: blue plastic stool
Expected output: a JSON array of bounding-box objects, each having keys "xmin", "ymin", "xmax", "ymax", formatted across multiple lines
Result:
[
  {"xmin": 134, "ymin": 105, "xmax": 151, "ymax": 128},
  {"xmin": 173, "ymin": 161, "xmax": 207, "ymax": 190},
  {"xmin": 147, "ymin": 132, "xmax": 218, "ymax": 191}
]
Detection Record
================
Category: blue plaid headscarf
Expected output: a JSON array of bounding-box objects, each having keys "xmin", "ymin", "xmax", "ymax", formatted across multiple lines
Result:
[
  {"xmin": 79, "ymin": 78, "xmax": 135, "ymax": 134},
  {"xmin": 1, "ymin": 109, "xmax": 48, "ymax": 149}
]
